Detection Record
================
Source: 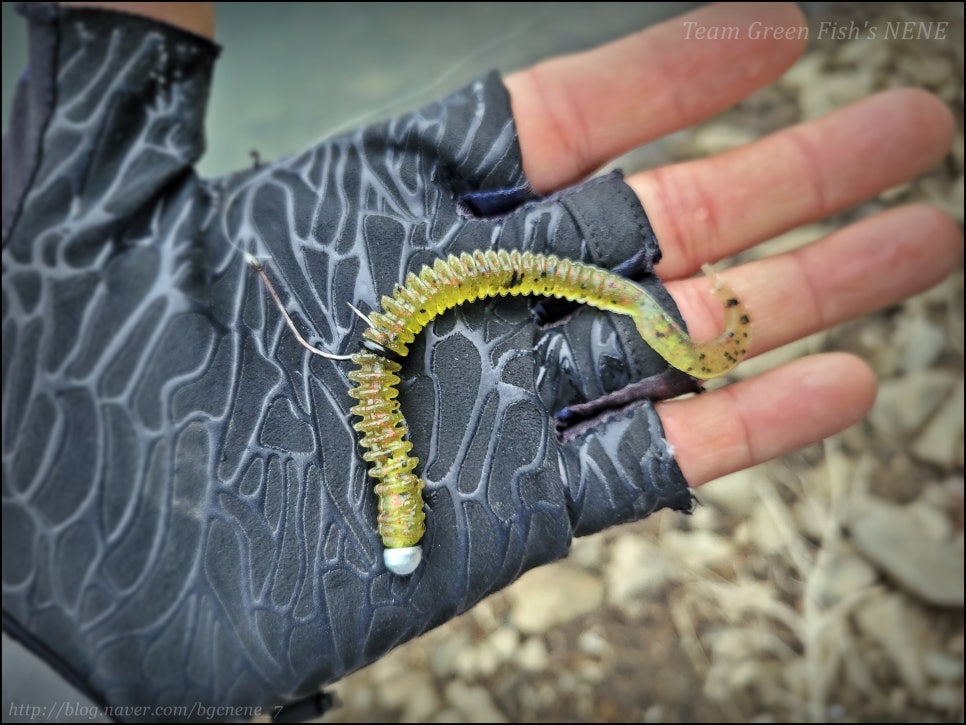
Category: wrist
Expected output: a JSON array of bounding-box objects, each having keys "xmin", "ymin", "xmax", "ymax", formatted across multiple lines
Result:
[{"xmin": 58, "ymin": 2, "xmax": 214, "ymax": 38}]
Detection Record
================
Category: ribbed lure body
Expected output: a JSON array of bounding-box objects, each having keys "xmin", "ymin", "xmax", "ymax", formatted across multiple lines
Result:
[
  {"xmin": 348, "ymin": 250, "xmax": 751, "ymax": 557},
  {"xmin": 347, "ymin": 352, "xmax": 426, "ymax": 549}
]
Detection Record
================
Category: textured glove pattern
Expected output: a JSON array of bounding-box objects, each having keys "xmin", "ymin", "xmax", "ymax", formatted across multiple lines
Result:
[{"xmin": 2, "ymin": 5, "xmax": 692, "ymax": 717}]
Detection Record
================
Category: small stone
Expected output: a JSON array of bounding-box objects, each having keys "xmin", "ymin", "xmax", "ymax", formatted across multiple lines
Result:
[
  {"xmin": 782, "ymin": 659, "xmax": 808, "ymax": 700},
  {"xmin": 878, "ymin": 180, "xmax": 913, "ymax": 202},
  {"xmin": 779, "ymin": 53, "xmax": 825, "ymax": 93},
  {"xmin": 939, "ymin": 475, "xmax": 965, "ymax": 529},
  {"xmin": 923, "ymin": 650, "xmax": 964, "ymax": 682},
  {"xmin": 560, "ymin": 660, "xmax": 589, "ymax": 687},
  {"xmin": 806, "ymin": 451, "xmax": 855, "ymax": 503},
  {"xmin": 868, "ymin": 370, "xmax": 955, "ymax": 441},
  {"xmin": 908, "ymin": 494, "xmax": 955, "ymax": 542},
  {"xmin": 577, "ymin": 659, "xmax": 606, "ymax": 684},
  {"xmin": 690, "ymin": 122, "xmax": 759, "ymax": 155},
  {"xmin": 444, "ymin": 682, "xmax": 507, "ymax": 723},
  {"xmin": 798, "ymin": 71, "xmax": 875, "ymax": 118},
  {"xmin": 736, "ymin": 505, "xmax": 786, "ymax": 557},
  {"xmin": 454, "ymin": 642, "xmax": 500, "ymax": 678},
  {"xmin": 811, "ymin": 549, "xmax": 878, "ymax": 608},
  {"xmin": 430, "ymin": 707, "xmax": 462, "ymax": 724},
  {"xmin": 948, "ymin": 174, "xmax": 965, "ymax": 224},
  {"xmin": 895, "ymin": 317, "xmax": 949, "ymax": 373},
  {"xmin": 912, "ymin": 378, "xmax": 965, "ymax": 469},
  {"xmin": 337, "ymin": 678, "xmax": 374, "ymax": 714},
  {"xmin": 568, "ymin": 535, "xmax": 606, "ymax": 569},
  {"xmin": 695, "ymin": 466, "xmax": 768, "ymax": 517},
  {"xmin": 731, "ymin": 337, "xmax": 817, "ymax": 381},
  {"xmin": 836, "ymin": 37, "xmax": 890, "ymax": 70},
  {"xmin": 661, "ymin": 529, "xmax": 735, "ymax": 572},
  {"xmin": 400, "ymin": 677, "xmax": 442, "ymax": 723},
  {"xmin": 952, "ymin": 132, "xmax": 965, "ymax": 171},
  {"xmin": 826, "ymin": 703, "xmax": 846, "ymax": 721},
  {"xmin": 794, "ymin": 498, "xmax": 826, "ymax": 541},
  {"xmin": 923, "ymin": 174, "xmax": 966, "ymax": 224},
  {"xmin": 577, "ymin": 628, "xmax": 610, "ymax": 658},
  {"xmin": 927, "ymin": 684, "xmax": 963, "ymax": 712},
  {"xmin": 605, "ymin": 534, "xmax": 675, "ymax": 615},
  {"xmin": 429, "ymin": 630, "xmax": 471, "ymax": 677},
  {"xmin": 370, "ymin": 654, "xmax": 409, "ymax": 686},
  {"xmin": 472, "ymin": 598, "xmax": 498, "ymax": 630},
  {"xmin": 854, "ymin": 593, "xmax": 928, "ymax": 692},
  {"xmin": 706, "ymin": 654, "xmax": 762, "ymax": 700},
  {"xmin": 378, "ymin": 670, "xmax": 435, "ymax": 711},
  {"xmin": 888, "ymin": 687, "xmax": 910, "ymax": 713},
  {"xmin": 488, "ymin": 626, "xmax": 519, "ymax": 661},
  {"xmin": 688, "ymin": 502, "xmax": 718, "ymax": 531},
  {"xmin": 517, "ymin": 637, "xmax": 548, "ymax": 672},
  {"xmin": 571, "ymin": 680, "xmax": 597, "ymax": 720},
  {"xmin": 747, "ymin": 224, "xmax": 831, "ymax": 260},
  {"xmin": 849, "ymin": 493, "xmax": 964, "ymax": 607},
  {"xmin": 948, "ymin": 630, "xmax": 965, "ymax": 657},
  {"xmin": 857, "ymin": 321, "xmax": 900, "ymax": 376},
  {"xmin": 906, "ymin": 265, "xmax": 963, "ymax": 308},
  {"xmin": 509, "ymin": 563, "xmax": 603, "ymax": 634},
  {"xmin": 897, "ymin": 53, "xmax": 954, "ymax": 87}
]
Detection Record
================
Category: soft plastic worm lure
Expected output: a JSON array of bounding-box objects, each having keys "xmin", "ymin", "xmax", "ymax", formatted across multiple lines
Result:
[{"xmin": 341, "ymin": 249, "xmax": 752, "ymax": 575}]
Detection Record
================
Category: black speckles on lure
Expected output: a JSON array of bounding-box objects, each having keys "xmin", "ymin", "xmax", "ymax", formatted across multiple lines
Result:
[{"xmin": 347, "ymin": 249, "xmax": 751, "ymax": 572}]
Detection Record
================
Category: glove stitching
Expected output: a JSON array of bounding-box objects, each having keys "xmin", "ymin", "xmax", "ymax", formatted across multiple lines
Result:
[{"xmin": 557, "ymin": 175, "xmax": 611, "ymax": 265}]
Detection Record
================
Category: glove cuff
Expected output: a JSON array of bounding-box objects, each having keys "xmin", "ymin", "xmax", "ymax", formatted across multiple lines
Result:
[{"xmin": 3, "ymin": 2, "xmax": 219, "ymax": 250}]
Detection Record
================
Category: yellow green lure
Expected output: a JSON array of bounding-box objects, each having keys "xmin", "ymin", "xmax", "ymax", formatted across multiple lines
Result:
[{"xmin": 347, "ymin": 249, "xmax": 751, "ymax": 574}]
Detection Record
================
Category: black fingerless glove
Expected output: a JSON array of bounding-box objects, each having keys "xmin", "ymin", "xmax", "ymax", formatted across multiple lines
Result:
[{"xmin": 2, "ymin": 4, "xmax": 693, "ymax": 719}]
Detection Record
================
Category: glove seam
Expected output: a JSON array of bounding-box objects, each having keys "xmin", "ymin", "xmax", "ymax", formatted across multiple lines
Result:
[
  {"xmin": 612, "ymin": 176, "xmax": 659, "ymax": 265},
  {"xmin": 557, "ymin": 173, "xmax": 617, "ymax": 265}
]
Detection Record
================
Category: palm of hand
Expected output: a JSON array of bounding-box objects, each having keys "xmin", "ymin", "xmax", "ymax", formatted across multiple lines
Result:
[{"xmin": 3, "ymin": 36, "xmax": 690, "ymax": 706}]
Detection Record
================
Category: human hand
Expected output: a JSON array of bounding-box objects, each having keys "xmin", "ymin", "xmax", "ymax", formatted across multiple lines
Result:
[
  {"xmin": 506, "ymin": 2, "xmax": 960, "ymax": 489},
  {"xmin": 2, "ymin": 2, "xmax": 959, "ymax": 720}
]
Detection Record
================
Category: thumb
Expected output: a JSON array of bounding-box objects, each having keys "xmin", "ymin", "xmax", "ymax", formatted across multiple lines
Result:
[{"xmin": 559, "ymin": 401, "xmax": 694, "ymax": 537}]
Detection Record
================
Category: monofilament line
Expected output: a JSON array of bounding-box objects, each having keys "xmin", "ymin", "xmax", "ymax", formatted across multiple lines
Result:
[{"xmin": 246, "ymin": 254, "xmax": 353, "ymax": 361}]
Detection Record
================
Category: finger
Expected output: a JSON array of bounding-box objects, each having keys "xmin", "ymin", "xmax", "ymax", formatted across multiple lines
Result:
[
  {"xmin": 658, "ymin": 353, "xmax": 878, "ymax": 486},
  {"xmin": 666, "ymin": 203, "xmax": 963, "ymax": 354},
  {"xmin": 628, "ymin": 88, "xmax": 956, "ymax": 278},
  {"xmin": 506, "ymin": 2, "xmax": 808, "ymax": 193}
]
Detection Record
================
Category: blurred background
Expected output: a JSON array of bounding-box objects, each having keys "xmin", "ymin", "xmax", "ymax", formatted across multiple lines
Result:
[
  {"xmin": 3, "ymin": 2, "xmax": 697, "ymax": 177},
  {"xmin": 3, "ymin": 2, "xmax": 963, "ymax": 722}
]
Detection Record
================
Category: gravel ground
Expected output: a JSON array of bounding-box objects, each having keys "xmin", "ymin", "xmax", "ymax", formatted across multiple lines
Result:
[{"xmin": 316, "ymin": 4, "xmax": 965, "ymax": 723}]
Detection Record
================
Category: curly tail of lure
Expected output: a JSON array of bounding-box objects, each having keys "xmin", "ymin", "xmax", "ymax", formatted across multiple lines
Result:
[{"xmin": 345, "ymin": 249, "xmax": 752, "ymax": 575}]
